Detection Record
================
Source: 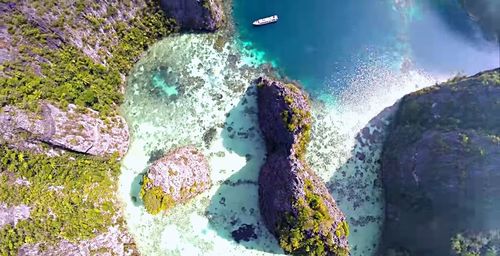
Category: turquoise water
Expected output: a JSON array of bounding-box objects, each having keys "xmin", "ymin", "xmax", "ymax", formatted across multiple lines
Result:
[
  {"xmin": 233, "ymin": 0, "xmax": 499, "ymax": 94},
  {"xmin": 118, "ymin": 1, "xmax": 498, "ymax": 255}
]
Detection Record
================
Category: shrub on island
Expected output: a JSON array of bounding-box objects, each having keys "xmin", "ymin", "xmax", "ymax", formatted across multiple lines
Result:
[{"xmin": 140, "ymin": 146, "xmax": 211, "ymax": 215}]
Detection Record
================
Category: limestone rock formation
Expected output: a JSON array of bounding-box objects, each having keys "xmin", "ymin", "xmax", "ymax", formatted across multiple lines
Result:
[
  {"xmin": 380, "ymin": 69, "xmax": 500, "ymax": 255},
  {"xmin": 0, "ymin": 103, "xmax": 129, "ymax": 157},
  {"xmin": 256, "ymin": 77, "xmax": 349, "ymax": 255},
  {"xmin": 140, "ymin": 146, "xmax": 211, "ymax": 215},
  {"xmin": 159, "ymin": 0, "xmax": 224, "ymax": 31}
]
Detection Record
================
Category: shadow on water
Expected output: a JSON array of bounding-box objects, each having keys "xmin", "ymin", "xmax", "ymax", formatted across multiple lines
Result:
[
  {"xmin": 324, "ymin": 106, "xmax": 396, "ymax": 256},
  {"xmin": 130, "ymin": 172, "xmax": 146, "ymax": 207},
  {"xmin": 205, "ymin": 86, "xmax": 283, "ymax": 254}
]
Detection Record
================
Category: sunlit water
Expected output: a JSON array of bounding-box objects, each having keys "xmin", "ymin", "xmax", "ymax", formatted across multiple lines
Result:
[
  {"xmin": 233, "ymin": 0, "xmax": 499, "ymax": 95},
  {"xmin": 118, "ymin": 1, "xmax": 498, "ymax": 255}
]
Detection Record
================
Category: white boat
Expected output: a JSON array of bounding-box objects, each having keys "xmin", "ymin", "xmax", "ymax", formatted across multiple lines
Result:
[{"xmin": 252, "ymin": 15, "xmax": 278, "ymax": 26}]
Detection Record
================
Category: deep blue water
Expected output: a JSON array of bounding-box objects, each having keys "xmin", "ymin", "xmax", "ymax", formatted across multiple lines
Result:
[{"xmin": 233, "ymin": 0, "xmax": 499, "ymax": 94}]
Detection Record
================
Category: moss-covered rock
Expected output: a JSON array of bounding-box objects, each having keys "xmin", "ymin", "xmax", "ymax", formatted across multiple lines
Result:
[
  {"xmin": 256, "ymin": 77, "xmax": 312, "ymax": 159},
  {"xmin": 140, "ymin": 146, "xmax": 211, "ymax": 215},
  {"xmin": 380, "ymin": 68, "xmax": 500, "ymax": 255},
  {"xmin": 256, "ymin": 77, "xmax": 349, "ymax": 255}
]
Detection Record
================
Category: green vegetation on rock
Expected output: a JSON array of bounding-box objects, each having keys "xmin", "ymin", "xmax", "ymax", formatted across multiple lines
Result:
[
  {"xmin": 0, "ymin": 147, "xmax": 120, "ymax": 254},
  {"xmin": 451, "ymin": 231, "xmax": 500, "ymax": 256},
  {"xmin": 1, "ymin": 0, "xmax": 176, "ymax": 115},
  {"xmin": 277, "ymin": 179, "xmax": 349, "ymax": 256},
  {"xmin": 140, "ymin": 176, "xmax": 176, "ymax": 215},
  {"xmin": 479, "ymin": 70, "xmax": 500, "ymax": 85},
  {"xmin": 280, "ymin": 83, "xmax": 312, "ymax": 159},
  {"xmin": 0, "ymin": 0, "xmax": 177, "ymax": 253}
]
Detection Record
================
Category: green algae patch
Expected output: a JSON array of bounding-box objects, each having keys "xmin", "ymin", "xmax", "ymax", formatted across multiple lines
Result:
[
  {"xmin": 276, "ymin": 179, "xmax": 349, "ymax": 256},
  {"xmin": 0, "ymin": 147, "xmax": 121, "ymax": 254}
]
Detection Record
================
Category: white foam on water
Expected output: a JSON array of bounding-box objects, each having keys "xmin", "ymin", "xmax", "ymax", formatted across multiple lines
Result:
[
  {"xmin": 118, "ymin": 24, "xmax": 447, "ymax": 255},
  {"xmin": 308, "ymin": 59, "xmax": 442, "ymax": 255}
]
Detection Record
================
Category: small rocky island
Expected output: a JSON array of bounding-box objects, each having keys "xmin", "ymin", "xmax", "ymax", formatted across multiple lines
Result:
[
  {"xmin": 256, "ymin": 77, "xmax": 350, "ymax": 255},
  {"xmin": 141, "ymin": 146, "xmax": 212, "ymax": 215},
  {"xmin": 380, "ymin": 69, "xmax": 500, "ymax": 255}
]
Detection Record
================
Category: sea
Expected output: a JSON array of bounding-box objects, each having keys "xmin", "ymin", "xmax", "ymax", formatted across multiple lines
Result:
[{"xmin": 118, "ymin": 0, "xmax": 499, "ymax": 255}]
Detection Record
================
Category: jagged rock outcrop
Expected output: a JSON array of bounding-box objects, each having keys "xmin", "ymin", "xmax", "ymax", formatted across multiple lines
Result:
[
  {"xmin": 140, "ymin": 146, "xmax": 211, "ymax": 215},
  {"xmin": 256, "ymin": 77, "xmax": 349, "ymax": 255},
  {"xmin": 380, "ymin": 69, "xmax": 500, "ymax": 255},
  {"xmin": 0, "ymin": 103, "xmax": 129, "ymax": 157},
  {"xmin": 159, "ymin": 0, "xmax": 224, "ymax": 31}
]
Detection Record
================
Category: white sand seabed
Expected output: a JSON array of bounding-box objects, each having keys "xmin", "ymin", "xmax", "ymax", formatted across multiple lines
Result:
[{"xmin": 118, "ymin": 29, "xmax": 440, "ymax": 256}]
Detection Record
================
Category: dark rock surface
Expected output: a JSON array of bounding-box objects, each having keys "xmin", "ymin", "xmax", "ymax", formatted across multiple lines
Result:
[
  {"xmin": 256, "ymin": 77, "xmax": 349, "ymax": 255},
  {"xmin": 159, "ymin": 0, "xmax": 224, "ymax": 31},
  {"xmin": 380, "ymin": 69, "xmax": 500, "ymax": 255},
  {"xmin": 256, "ymin": 76, "xmax": 312, "ymax": 155}
]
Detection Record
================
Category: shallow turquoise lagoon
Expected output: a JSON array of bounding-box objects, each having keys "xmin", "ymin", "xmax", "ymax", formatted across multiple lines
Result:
[{"xmin": 118, "ymin": 1, "xmax": 499, "ymax": 255}]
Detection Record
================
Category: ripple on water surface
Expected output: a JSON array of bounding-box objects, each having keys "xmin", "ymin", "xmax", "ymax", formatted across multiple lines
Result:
[{"xmin": 118, "ymin": 27, "xmax": 439, "ymax": 255}]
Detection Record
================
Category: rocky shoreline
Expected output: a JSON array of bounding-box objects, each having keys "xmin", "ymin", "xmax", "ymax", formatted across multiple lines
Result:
[
  {"xmin": 0, "ymin": 0, "xmax": 225, "ymax": 254},
  {"xmin": 1, "ymin": 0, "xmax": 498, "ymax": 255}
]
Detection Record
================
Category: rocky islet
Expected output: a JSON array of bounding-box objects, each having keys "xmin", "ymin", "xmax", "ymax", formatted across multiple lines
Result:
[
  {"xmin": 256, "ymin": 77, "xmax": 350, "ymax": 255},
  {"xmin": 140, "ymin": 146, "xmax": 212, "ymax": 215}
]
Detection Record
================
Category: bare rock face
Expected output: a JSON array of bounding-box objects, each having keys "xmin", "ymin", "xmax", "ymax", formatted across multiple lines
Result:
[
  {"xmin": 380, "ymin": 69, "xmax": 500, "ymax": 256},
  {"xmin": 0, "ymin": 103, "xmax": 129, "ymax": 157},
  {"xmin": 140, "ymin": 146, "xmax": 211, "ymax": 215},
  {"xmin": 256, "ymin": 77, "xmax": 349, "ymax": 256},
  {"xmin": 0, "ymin": 204, "xmax": 30, "ymax": 229},
  {"xmin": 18, "ymin": 226, "xmax": 136, "ymax": 256},
  {"xmin": 159, "ymin": 0, "xmax": 224, "ymax": 31}
]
